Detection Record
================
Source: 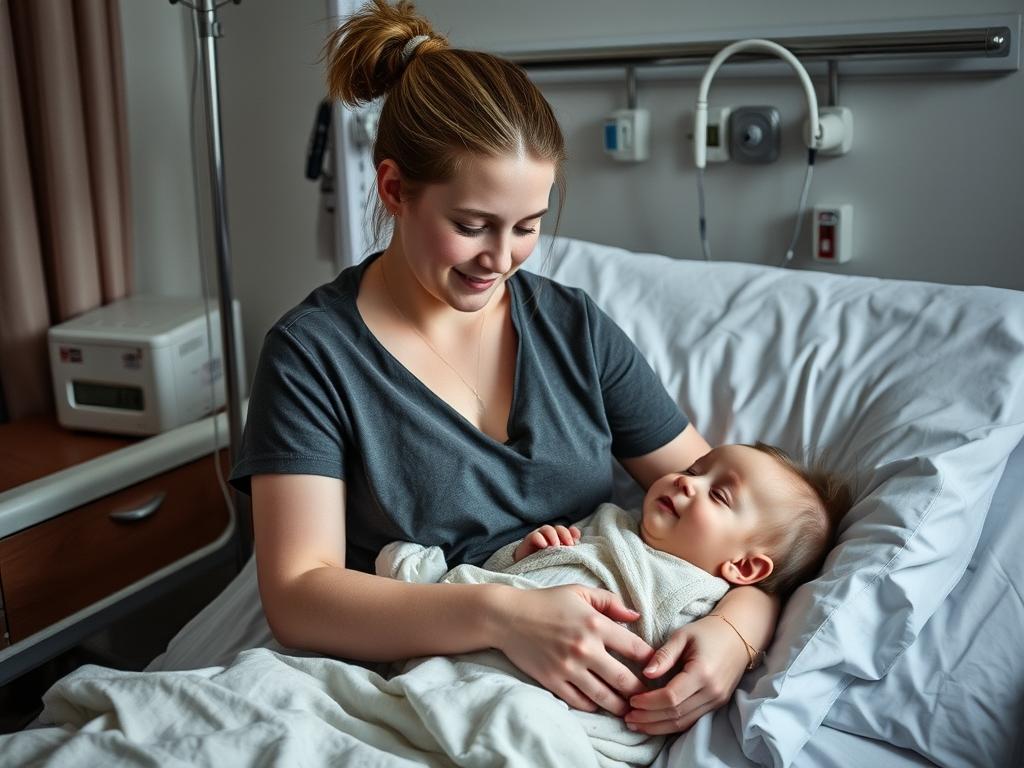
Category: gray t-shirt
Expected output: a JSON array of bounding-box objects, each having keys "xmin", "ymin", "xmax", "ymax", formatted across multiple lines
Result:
[{"xmin": 229, "ymin": 254, "xmax": 688, "ymax": 573}]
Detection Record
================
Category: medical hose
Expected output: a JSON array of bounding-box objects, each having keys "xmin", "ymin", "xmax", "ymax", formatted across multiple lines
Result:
[{"xmin": 698, "ymin": 148, "xmax": 817, "ymax": 268}]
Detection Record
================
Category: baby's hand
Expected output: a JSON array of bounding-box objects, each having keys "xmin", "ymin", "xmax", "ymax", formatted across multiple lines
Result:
[{"xmin": 513, "ymin": 524, "xmax": 582, "ymax": 562}]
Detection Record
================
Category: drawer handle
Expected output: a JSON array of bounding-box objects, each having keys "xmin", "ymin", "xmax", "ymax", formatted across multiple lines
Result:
[{"xmin": 109, "ymin": 492, "xmax": 166, "ymax": 523}]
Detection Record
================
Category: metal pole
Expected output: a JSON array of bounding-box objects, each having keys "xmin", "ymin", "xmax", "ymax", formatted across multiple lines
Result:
[{"xmin": 193, "ymin": 0, "xmax": 252, "ymax": 569}]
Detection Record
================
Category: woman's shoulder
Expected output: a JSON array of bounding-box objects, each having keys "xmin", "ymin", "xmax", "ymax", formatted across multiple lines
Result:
[
  {"xmin": 511, "ymin": 268, "xmax": 599, "ymax": 322},
  {"xmin": 512, "ymin": 269, "xmax": 625, "ymax": 344},
  {"xmin": 514, "ymin": 267, "xmax": 587, "ymax": 299},
  {"xmin": 269, "ymin": 260, "xmax": 367, "ymax": 340}
]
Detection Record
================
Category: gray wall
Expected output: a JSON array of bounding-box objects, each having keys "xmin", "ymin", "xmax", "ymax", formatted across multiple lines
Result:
[
  {"xmin": 121, "ymin": 1, "xmax": 1024, "ymax": 383},
  {"xmin": 120, "ymin": 1, "xmax": 201, "ymax": 298}
]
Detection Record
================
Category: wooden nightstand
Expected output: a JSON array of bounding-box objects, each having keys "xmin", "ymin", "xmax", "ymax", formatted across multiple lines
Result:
[{"xmin": 0, "ymin": 412, "xmax": 239, "ymax": 686}]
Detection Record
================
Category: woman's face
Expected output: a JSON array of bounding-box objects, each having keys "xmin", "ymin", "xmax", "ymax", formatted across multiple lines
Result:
[{"xmin": 391, "ymin": 153, "xmax": 556, "ymax": 313}]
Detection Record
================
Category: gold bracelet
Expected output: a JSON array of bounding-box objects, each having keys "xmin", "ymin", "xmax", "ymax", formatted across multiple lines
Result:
[{"xmin": 709, "ymin": 613, "xmax": 764, "ymax": 671}]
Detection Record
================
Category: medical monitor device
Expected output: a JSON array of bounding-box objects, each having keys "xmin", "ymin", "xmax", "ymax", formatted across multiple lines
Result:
[
  {"xmin": 694, "ymin": 39, "xmax": 824, "ymax": 265},
  {"xmin": 48, "ymin": 296, "xmax": 244, "ymax": 436}
]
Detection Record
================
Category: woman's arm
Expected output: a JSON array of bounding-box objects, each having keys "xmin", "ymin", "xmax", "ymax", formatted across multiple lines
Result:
[
  {"xmin": 253, "ymin": 473, "xmax": 654, "ymax": 715},
  {"xmin": 254, "ymin": 473, "xmax": 500, "ymax": 659},
  {"xmin": 618, "ymin": 424, "xmax": 711, "ymax": 489}
]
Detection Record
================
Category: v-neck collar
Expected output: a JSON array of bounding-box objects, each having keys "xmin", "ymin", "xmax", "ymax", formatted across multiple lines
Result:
[{"xmin": 348, "ymin": 253, "xmax": 524, "ymax": 448}]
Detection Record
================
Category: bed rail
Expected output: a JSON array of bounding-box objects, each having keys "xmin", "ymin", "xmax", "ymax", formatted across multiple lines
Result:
[{"xmin": 499, "ymin": 14, "xmax": 1020, "ymax": 77}]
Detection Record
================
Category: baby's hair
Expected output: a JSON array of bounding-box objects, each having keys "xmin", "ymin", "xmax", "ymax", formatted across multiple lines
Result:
[
  {"xmin": 746, "ymin": 442, "xmax": 852, "ymax": 597},
  {"xmin": 321, "ymin": 0, "xmax": 567, "ymax": 252}
]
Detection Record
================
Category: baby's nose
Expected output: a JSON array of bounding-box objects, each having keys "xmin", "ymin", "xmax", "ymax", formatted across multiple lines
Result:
[{"xmin": 673, "ymin": 476, "xmax": 696, "ymax": 497}]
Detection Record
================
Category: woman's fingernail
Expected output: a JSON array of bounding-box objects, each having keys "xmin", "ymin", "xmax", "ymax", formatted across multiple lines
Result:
[{"xmin": 644, "ymin": 665, "xmax": 657, "ymax": 674}]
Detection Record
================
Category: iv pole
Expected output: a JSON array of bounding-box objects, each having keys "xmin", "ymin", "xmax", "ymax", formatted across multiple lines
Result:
[{"xmin": 171, "ymin": 0, "xmax": 252, "ymax": 570}]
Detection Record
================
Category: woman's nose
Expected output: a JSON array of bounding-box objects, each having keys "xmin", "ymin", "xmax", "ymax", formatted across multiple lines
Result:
[{"xmin": 479, "ymin": 234, "xmax": 513, "ymax": 274}]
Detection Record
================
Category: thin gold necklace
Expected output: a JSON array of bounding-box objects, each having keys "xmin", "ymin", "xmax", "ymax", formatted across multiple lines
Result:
[{"xmin": 380, "ymin": 259, "xmax": 488, "ymax": 420}]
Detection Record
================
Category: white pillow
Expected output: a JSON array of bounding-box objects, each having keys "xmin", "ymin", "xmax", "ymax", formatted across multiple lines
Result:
[
  {"xmin": 532, "ymin": 236, "xmax": 1024, "ymax": 767},
  {"xmin": 822, "ymin": 437, "xmax": 1024, "ymax": 767}
]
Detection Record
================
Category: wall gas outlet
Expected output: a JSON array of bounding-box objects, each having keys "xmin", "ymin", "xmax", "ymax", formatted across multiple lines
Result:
[{"xmin": 729, "ymin": 106, "xmax": 780, "ymax": 164}]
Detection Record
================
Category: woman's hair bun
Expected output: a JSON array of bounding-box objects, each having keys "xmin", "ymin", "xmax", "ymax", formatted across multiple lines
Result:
[{"xmin": 323, "ymin": 0, "xmax": 447, "ymax": 106}]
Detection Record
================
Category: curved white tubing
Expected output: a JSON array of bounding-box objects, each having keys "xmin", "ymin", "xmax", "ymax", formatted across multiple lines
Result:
[{"xmin": 694, "ymin": 39, "xmax": 821, "ymax": 169}]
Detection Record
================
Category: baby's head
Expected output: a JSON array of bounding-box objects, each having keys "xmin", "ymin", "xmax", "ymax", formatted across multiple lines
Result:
[{"xmin": 639, "ymin": 443, "xmax": 850, "ymax": 596}]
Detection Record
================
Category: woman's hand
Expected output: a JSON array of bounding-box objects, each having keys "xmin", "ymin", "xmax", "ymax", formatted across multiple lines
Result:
[
  {"xmin": 513, "ymin": 524, "xmax": 581, "ymax": 562},
  {"xmin": 623, "ymin": 614, "xmax": 750, "ymax": 735},
  {"xmin": 492, "ymin": 583, "xmax": 655, "ymax": 716}
]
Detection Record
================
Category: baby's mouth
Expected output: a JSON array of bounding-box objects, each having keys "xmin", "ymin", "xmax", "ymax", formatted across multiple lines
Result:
[{"xmin": 657, "ymin": 496, "xmax": 678, "ymax": 517}]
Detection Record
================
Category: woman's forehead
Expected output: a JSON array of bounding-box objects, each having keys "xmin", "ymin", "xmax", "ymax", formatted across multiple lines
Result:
[{"xmin": 436, "ymin": 154, "xmax": 554, "ymax": 209}]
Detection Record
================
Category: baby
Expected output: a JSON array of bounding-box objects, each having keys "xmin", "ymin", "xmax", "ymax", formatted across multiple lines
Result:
[
  {"xmin": 510, "ymin": 441, "xmax": 849, "ymax": 598},
  {"xmin": 377, "ymin": 442, "xmax": 851, "ymax": 766}
]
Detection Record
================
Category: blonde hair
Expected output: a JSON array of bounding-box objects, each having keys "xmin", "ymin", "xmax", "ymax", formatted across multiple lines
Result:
[
  {"xmin": 323, "ymin": 0, "xmax": 567, "ymax": 247},
  {"xmin": 747, "ymin": 442, "xmax": 852, "ymax": 597}
]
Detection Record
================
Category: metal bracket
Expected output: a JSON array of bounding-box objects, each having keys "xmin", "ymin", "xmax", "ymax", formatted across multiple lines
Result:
[{"xmin": 199, "ymin": 18, "xmax": 222, "ymax": 39}]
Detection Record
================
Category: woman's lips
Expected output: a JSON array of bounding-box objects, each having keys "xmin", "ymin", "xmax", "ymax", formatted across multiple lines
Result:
[{"xmin": 455, "ymin": 269, "xmax": 498, "ymax": 292}]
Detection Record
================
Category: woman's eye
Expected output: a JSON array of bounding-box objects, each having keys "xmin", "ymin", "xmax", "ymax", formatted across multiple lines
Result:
[
  {"xmin": 454, "ymin": 223, "xmax": 538, "ymax": 237},
  {"xmin": 455, "ymin": 223, "xmax": 485, "ymax": 236}
]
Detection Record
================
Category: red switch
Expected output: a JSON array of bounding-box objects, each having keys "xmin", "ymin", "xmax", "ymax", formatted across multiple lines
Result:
[{"xmin": 816, "ymin": 212, "xmax": 837, "ymax": 260}]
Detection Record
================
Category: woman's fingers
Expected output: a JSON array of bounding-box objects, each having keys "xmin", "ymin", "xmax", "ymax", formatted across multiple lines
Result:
[
  {"xmin": 575, "ymin": 672, "xmax": 629, "ymax": 715},
  {"xmin": 625, "ymin": 699, "xmax": 717, "ymax": 735},
  {"xmin": 626, "ymin": 634, "xmax": 733, "ymax": 736},
  {"xmin": 581, "ymin": 587, "xmax": 645, "ymax": 629},
  {"xmin": 553, "ymin": 681, "xmax": 599, "ymax": 713},
  {"xmin": 588, "ymin": 651, "xmax": 652, "ymax": 703},
  {"xmin": 629, "ymin": 654, "xmax": 722, "ymax": 712},
  {"xmin": 625, "ymin": 671, "xmax": 719, "ymax": 735},
  {"xmin": 639, "ymin": 626, "xmax": 688, "ymax": 678},
  {"xmin": 496, "ymin": 584, "xmax": 656, "ymax": 715}
]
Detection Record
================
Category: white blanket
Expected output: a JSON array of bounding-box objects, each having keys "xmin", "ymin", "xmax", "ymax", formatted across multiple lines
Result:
[
  {"xmin": 0, "ymin": 504, "xmax": 724, "ymax": 767},
  {"xmin": 4, "ymin": 648, "xmax": 599, "ymax": 767}
]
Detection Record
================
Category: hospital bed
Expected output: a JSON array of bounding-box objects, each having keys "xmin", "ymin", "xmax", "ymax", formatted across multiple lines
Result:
[{"xmin": 3, "ymin": 236, "xmax": 1022, "ymax": 767}]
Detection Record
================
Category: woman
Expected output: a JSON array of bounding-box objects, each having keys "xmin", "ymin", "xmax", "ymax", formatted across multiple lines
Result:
[{"xmin": 229, "ymin": 0, "xmax": 778, "ymax": 736}]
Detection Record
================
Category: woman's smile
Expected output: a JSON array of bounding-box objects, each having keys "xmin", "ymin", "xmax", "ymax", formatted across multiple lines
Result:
[{"xmin": 454, "ymin": 268, "xmax": 499, "ymax": 292}]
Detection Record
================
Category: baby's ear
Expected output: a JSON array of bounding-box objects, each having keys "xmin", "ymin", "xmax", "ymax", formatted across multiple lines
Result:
[{"xmin": 719, "ymin": 553, "xmax": 774, "ymax": 586}]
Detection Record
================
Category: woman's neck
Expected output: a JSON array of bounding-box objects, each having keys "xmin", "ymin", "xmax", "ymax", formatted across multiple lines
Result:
[{"xmin": 376, "ymin": 246, "xmax": 503, "ymax": 339}]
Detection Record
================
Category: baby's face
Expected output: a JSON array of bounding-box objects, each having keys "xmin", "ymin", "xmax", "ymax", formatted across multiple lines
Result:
[{"xmin": 640, "ymin": 445, "xmax": 793, "ymax": 583}]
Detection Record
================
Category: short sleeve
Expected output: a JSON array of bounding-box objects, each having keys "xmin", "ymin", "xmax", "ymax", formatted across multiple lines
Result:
[
  {"xmin": 229, "ymin": 325, "xmax": 347, "ymax": 495},
  {"xmin": 583, "ymin": 293, "xmax": 688, "ymax": 459}
]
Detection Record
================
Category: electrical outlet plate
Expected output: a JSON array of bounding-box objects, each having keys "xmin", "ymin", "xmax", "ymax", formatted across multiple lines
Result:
[
  {"xmin": 705, "ymin": 107, "xmax": 731, "ymax": 163},
  {"xmin": 729, "ymin": 106, "xmax": 781, "ymax": 164}
]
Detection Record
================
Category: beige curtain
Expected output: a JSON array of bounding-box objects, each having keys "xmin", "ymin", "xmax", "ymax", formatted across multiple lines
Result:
[{"xmin": 0, "ymin": 0, "xmax": 132, "ymax": 422}]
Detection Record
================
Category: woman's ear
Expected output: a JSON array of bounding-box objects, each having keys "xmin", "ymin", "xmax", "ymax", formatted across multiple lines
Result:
[
  {"xmin": 719, "ymin": 553, "xmax": 774, "ymax": 586},
  {"xmin": 376, "ymin": 159, "xmax": 403, "ymax": 215}
]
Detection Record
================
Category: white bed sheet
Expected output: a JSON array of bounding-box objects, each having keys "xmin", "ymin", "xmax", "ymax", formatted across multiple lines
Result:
[{"xmin": 140, "ymin": 436, "xmax": 1022, "ymax": 767}]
